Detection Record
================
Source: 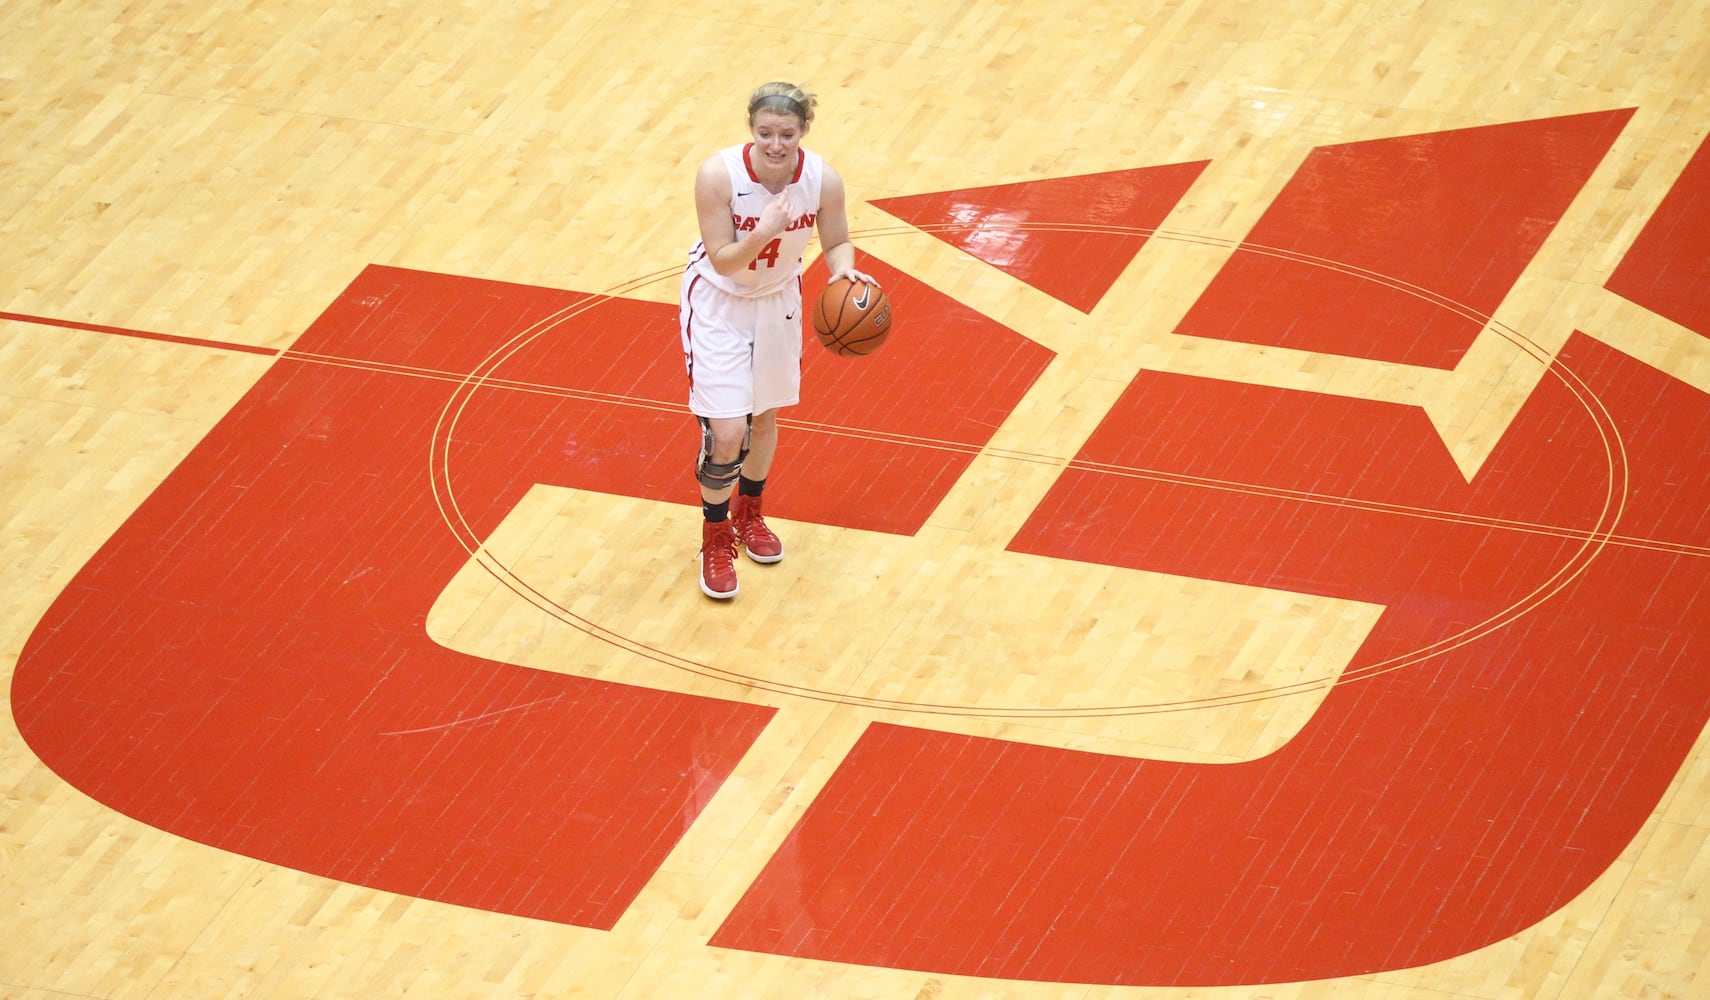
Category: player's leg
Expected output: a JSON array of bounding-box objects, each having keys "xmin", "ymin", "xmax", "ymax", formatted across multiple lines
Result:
[
  {"xmin": 681, "ymin": 276, "xmax": 755, "ymax": 599},
  {"xmin": 742, "ymin": 408, "xmax": 779, "ymax": 480},
  {"xmin": 731, "ymin": 408, "xmax": 783, "ymax": 563},
  {"xmin": 699, "ymin": 414, "xmax": 751, "ymax": 505},
  {"xmin": 692, "ymin": 416, "xmax": 748, "ymax": 599},
  {"xmin": 731, "ymin": 284, "xmax": 800, "ymax": 565}
]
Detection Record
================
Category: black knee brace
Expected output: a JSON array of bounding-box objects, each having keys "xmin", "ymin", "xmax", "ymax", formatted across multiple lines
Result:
[{"xmin": 696, "ymin": 416, "xmax": 751, "ymax": 490}]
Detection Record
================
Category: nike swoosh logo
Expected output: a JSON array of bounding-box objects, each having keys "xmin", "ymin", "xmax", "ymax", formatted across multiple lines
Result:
[
  {"xmin": 785, "ymin": 311, "xmax": 797, "ymax": 320},
  {"xmin": 853, "ymin": 285, "xmax": 872, "ymax": 309}
]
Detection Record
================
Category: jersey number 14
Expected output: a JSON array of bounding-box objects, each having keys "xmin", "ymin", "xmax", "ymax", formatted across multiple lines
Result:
[{"xmin": 749, "ymin": 239, "xmax": 782, "ymax": 270}]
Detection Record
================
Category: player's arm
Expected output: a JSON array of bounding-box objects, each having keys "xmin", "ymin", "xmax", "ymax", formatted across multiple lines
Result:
[
  {"xmin": 816, "ymin": 166, "xmax": 875, "ymax": 285},
  {"xmin": 695, "ymin": 157, "xmax": 791, "ymax": 277}
]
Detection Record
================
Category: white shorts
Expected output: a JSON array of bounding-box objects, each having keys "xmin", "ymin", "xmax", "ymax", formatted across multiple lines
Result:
[{"xmin": 679, "ymin": 271, "xmax": 803, "ymax": 419}]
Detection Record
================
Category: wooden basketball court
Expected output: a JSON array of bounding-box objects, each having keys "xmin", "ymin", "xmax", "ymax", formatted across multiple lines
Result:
[{"xmin": 4, "ymin": 1, "xmax": 1709, "ymax": 997}]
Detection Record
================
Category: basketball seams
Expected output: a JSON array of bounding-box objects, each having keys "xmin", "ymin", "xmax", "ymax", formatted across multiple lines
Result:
[{"xmin": 812, "ymin": 278, "xmax": 891, "ymax": 357}]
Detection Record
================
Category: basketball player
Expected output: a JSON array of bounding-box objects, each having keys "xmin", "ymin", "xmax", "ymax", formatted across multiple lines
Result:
[{"xmin": 679, "ymin": 82, "xmax": 875, "ymax": 599}]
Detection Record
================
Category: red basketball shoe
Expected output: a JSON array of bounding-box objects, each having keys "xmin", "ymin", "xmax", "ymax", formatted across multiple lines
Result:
[
  {"xmin": 699, "ymin": 518, "xmax": 739, "ymax": 599},
  {"xmin": 731, "ymin": 493, "xmax": 783, "ymax": 564}
]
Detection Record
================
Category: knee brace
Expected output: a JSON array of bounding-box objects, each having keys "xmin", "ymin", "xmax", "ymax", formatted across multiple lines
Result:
[{"xmin": 695, "ymin": 416, "xmax": 751, "ymax": 490}]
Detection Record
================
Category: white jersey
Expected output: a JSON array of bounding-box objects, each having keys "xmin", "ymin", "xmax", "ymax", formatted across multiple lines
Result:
[{"xmin": 685, "ymin": 144, "xmax": 825, "ymax": 297}]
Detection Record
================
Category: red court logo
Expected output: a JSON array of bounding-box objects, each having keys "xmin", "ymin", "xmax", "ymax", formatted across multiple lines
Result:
[{"xmin": 15, "ymin": 108, "xmax": 1710, "ymax": 987}]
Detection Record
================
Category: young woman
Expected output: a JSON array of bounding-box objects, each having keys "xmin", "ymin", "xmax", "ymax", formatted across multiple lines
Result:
[{"xmin": 678, "ymin": 82, "xmax": 874, "ymax": 599}]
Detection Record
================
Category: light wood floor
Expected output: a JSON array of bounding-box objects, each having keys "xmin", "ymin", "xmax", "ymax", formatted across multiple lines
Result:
[{"xmin": 4, "ymin": 1, "xmax": 1709, "ymax": 997}]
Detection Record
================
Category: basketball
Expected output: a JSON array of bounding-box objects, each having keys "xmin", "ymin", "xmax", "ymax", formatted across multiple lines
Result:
[{"xmin": 812, "ymin": 278, "xmax": 893, "ymax": 357}]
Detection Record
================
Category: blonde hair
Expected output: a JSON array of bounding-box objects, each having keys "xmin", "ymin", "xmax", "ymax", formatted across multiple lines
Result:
[{"xmin": 747, "ymin": 82, "xmax": 816, "ymax": 128}]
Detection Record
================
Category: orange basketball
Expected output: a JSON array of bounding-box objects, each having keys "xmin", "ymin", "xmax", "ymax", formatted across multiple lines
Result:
[{"xmin": 812, "ymin": 278, "xmax": 893, "ymax": 357}]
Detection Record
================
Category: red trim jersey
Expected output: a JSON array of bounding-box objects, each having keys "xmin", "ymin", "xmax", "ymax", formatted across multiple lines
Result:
[{"xmin": 685, "ymin": 143, "xmax": 824, "ymax": 297}]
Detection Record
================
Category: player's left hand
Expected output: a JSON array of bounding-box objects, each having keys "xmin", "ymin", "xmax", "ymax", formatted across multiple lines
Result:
[{"xmin": 831, "ymin": 268, "xmax": 878, "ymax": 287}]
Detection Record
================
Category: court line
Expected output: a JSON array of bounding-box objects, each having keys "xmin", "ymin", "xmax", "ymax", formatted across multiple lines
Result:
[{"xmin": 0, "ymin": 310, "xmax": 281, "ymax": 356}]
